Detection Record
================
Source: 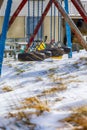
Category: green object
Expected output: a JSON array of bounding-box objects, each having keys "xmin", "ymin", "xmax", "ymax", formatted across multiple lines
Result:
[
  {"xmin": 20, "ymin": 49, "xmax": 24, "ymax": 53},
  {"xmin": 19, "ymin": 45, "xmax": 26, "ymax": 53}
]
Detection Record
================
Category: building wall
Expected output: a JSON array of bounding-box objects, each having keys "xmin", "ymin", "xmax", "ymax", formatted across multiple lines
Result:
[
  {"xmin": 7, "ymin": 17, "xmax": 25, "ymax": 38},
  {"xmin": 44, "ymin": 16, "xmax": 64, "ymax": 42},
  {"xmin": 0, "ymin": 0, "xmax": 87, "ymax": 16},
  {"xmin": 0, "ymin": 0, "xmax": 87, "ymax": 40},
  {"xmin": 0, "ymin": 16, "xmax": 25, "ymax": 38},
  {"xmin": 0, "ymin": 16, "xmax": 3, "ymax": 33}
]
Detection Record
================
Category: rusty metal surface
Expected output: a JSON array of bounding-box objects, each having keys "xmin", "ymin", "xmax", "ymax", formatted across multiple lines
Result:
[{"xmin": 71, "ymin": 0, "xmax": 87, "ymax": 23}]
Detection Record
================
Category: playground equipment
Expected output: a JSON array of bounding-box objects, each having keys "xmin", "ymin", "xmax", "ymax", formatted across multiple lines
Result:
[
  {"xmin": 0, "ymin": 0, "xmax": 12, "ymax": 75},
  {"xmin": 0, "ymin": 0, "xmax": 87, "ymax": 74},
  {"xmin": 64, "ymin": 0, "xmax": 72, "ymax": 58},
  {"xmin": 71, "ymin": 0, "xmax": 87, "ymax": 23}
]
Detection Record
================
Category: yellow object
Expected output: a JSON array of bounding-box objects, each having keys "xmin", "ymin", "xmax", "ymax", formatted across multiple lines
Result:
[
  {"xmin": 36, "ymin": 42, "xmax": 46, "ymax": 51},
  {"xmin": 51, "ymin": 56, "xmax": 62, "ymax": 59}
]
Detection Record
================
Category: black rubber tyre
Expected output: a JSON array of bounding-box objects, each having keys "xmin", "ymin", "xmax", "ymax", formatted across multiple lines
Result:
[
  {"xmin": 45, "ymin": 47, "xmax": 64, "ymax": 56},
  {"xmin": 62, "ymin": 47, "xmax": 71, "ymax": 54},
  {"xmin": 44, "ymin": 51, "xmax": 52, "ymax": 58},
  {"xmin": 18, "ymin": 52, "xmax": 46, "ymax": 61},
  {"xmin": 38, "ymin": 50, "xmax": 52, "ymax": 58}
]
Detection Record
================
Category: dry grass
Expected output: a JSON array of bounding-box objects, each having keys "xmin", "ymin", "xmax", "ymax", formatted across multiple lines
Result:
[
  {"xmin": 48, "ymin": 74, "xmax": 63, "ymax": 83},
  {"xmin": 9, "ymin": 111, "xmax": 29, "ymax": 120},
  {"xmin": 58, "ymin": 74, "xmax": 82, "ymax": 84},
  {"xmin": 8, "ymin": 111, "xmax": 36, "ymax": 129},
  {"xmin": 21, "ymin": 96, "xmax": 50, "ymax": 112},
  {"xmin": 37, "ymin": 84, "xmax": 67, "ymax": 99},
  {"xmin": 7, "ymin": 96, "xmax": 50, "ymax": 124},
  {"xmin": 48, "ymin": 67, "xmax": 57, "ymax": 73},
  {"xmin": 80, "ymin": 57, "xmax": 87, "ymax": 61},
  {"xmin": 72, "ymin": 56, "xmax": 87, "ymax": 68},
  {"xmin": 15, "ymin": 67, "xmax": 25, "ymax": 75},
  {"xmin": 72, "ymin": 62, "xmax": 80, "ymax": 69},
  {"xmin": 8, "ymin": 64, "xmax": 12, "ymax": 67},
  {"xmin": 9, "ymin": 96, "xmax": 50, "ymax": 118},
  {"xmin": 79, "ymin": 57, "xmax": 87, "ymax": 66},
  {"xmin": 42, "ymin": 85, "xmax": 67, "ymax": 95},
  {"xmin": 35, "ymin": 77, "xmax": 43, "ymax": 81},
  {"xmin": 2, "ymin": 86, "xmax": 13, "ymax": 92},
  {"xmin": 66, "ymin": 79, "xmax": 82, "ymax": 84},
  {"xmin": 64, "ymin": 106, "xmax": 87, "ymax": 130}
]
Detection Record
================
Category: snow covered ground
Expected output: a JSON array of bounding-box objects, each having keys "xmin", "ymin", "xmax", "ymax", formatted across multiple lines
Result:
[{"xmin": 0, "ymin": 50, "xmax": 87, "ymax": 130}]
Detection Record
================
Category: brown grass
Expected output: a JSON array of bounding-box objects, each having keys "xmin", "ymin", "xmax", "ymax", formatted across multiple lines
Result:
[
  {"xmin": 35, "ymin": 77, "xmax": 43, "ymax": 81},
  {"xmin": 48, "ymin": 75, "xmax": 63, "ymax": 83},
  {"xmin": 8, "ymin": 96, "xmax": 50, "ymax": 122},
  {"xmin": 48, "ymin": 67, "xmax": 57, "ymax": 73},
  {"xmin": 21, "ymin": 96, "xmax": 50, "ymax": 112},
  {"xmin": 10, "ymin": 96, "xmax": 50, "ymax": 117},
  {"xmin": 8, "ymin": 111, "xmax": 36, "ymax": 129},
  {"xmin": 42, "ymin": 85, "xmax": 67, "ymax": 95},
  {"xmin": 72, "ymin": 57, "xmax": 87, "ymax": 67},
  {"xmin": 9, "ymin": 111, "xmax": 28, "ymax": 119},
  {"xmin": 66, "ymin": 79, "xmax": 82, "ymax": 84},
  {"xmin": 72, "ymin": 62, "xmax": 80, "ymax": 69},
  {"xmin": 2, "ymin": 86, "xmax": 13, "ymax": 92},
  {"xmin": 80, "ymin": 57, "xmax": 87, "ymax": 61},
  {"xmin": 64, "ymin": 106, "xmax": 87, "ymax": 130}
]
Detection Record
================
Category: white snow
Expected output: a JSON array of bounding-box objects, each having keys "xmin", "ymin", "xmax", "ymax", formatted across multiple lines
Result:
[{"xmin": 0, "ymin": 49, "xmax": 87, "ymax": 129}]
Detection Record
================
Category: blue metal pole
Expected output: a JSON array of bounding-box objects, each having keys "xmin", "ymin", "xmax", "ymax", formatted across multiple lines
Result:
[
  {"xmin": 50, "ymin": 0, "xmax": 52, "ymax": 41},
  {"xmin": 41, "ymin": 0, "xmax": 43, "ymax": 39},
  {"xmin": 58, "ymin": 0, "xmax": 62, "ymax": 42},
  {"xmin": 64, "ymin": 0, "xmax": 72, "ymax": 58},
  {"xmin": 0, "ymin": 0, "xmax": 12, "ymax": 75},
  {"xmin": 33, "ymin": 0, "xmax": 35, "ymax": 33},
  {"xmin": 28, "ymin": 0, "xmax": 30, "ymax": 39},
  {"xmin": 54, "ymin": 5, "xmax": 56, "ymax": 41},
  {"xmin": 37, "ymin": 0, "xmax": 40, "ymax": 39}
]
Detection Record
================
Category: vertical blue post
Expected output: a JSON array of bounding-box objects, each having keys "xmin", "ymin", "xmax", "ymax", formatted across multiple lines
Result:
[
  {"xmin": 33, "ymin": 0, "xmax": 35, "ymax": 33},
  {"xmin": 64, "ymin": 0, "xmax": 72, "ymax": 58},
  {"xmin": 50, "ymin": 0, "xmax": 52, "ymax": 41},
  {"xmin": 41, "ymin": 0, "xmax": 43, "ymax": 39},
  {"xmin": 28, "ymin": 0, "xmax": 30, "ymax": 39},
  {"xmin": 37, "ymin": 0, "xmax": 40, "ymax": 39},
  {"xmin": 0, "ymin": 0, "xmax": 12, "ymax": 75},
  {"xmin": 58, "ymin": 0, "xmax": 62, "ymax": 42},
  {"xmin": 54, "ymin": 5, "xmax": 56, "ymax": 41}
]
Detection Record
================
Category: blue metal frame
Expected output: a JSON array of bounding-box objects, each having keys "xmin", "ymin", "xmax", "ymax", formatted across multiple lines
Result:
[
  {"xmin": 0, "ymin": 0, "xmax": 12, "ymax": 75},
  {"xmin": 33, "ymin": 0, "xmax": 35, "ymax": 33},
  {"xmin": 37, "ymin": 0, "xmax": 40, "ymax": 39},
  {"xmin": 28, "ymin": 0, "xmax": 30, "ymax": 39},
  {"xmin": 58, "ymin": 0, "xmax": 62, "ymax": 42},
  {"xmin": 41, "ymin": 0, "xmax": 44, "ymax": 39},
  {"xmin": 54, "ymin": 5, "xmax": 56, "ymax": 41},
  {"xmin": 50, "ymin": 0, "xmax": 53, "ymax": 41},
  {"xmin": 64, "ymin": 0, "xmax": 72, "ymax": 58}
]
